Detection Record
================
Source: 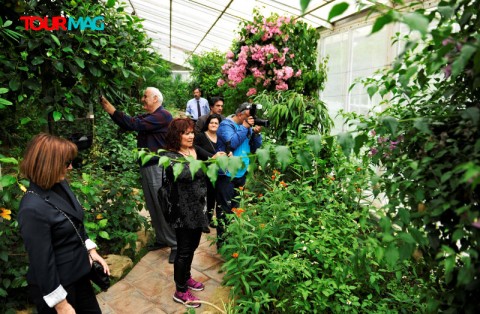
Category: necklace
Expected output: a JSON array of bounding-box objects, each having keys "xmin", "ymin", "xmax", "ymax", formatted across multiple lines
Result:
[
  {"xmin": 204, "ymin": 131, "xmax": 216, "ymax": 152},
  {"xmin": 179, "ymin": 148, "xmax": 191, "ymax": 156}
]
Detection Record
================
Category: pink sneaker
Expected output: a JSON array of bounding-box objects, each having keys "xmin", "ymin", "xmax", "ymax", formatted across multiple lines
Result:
[
  {"xmin": 173, "ymin": 290, "xmax": 201, "ymax": 308},
  {"xmin": 186, "ymin": 277, "xmax": 205, "ymax": 291}
]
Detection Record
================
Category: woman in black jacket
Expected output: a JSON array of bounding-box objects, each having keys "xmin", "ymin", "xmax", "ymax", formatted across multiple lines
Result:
[
  {"xmin": 163, "ymin": 118, "xmax": 225, "ymax": 308},
  {"xmin": 18, "ymin": 133, "xmax": 109, "ymax": 314},
  {"xmin": 194, "ymin": 113, "xmax": 223, "ymax": 231}
]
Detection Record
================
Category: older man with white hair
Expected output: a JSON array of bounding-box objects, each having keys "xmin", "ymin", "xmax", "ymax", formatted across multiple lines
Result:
[{"xmin": 100, "ymin": 87, "xmax": 177, "ymax": 263}]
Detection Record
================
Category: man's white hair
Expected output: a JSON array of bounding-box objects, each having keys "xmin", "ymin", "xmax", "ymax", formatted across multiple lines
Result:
[{"xmin": 147, "ymin": 87, "xmax": 163, "ymax": 104}]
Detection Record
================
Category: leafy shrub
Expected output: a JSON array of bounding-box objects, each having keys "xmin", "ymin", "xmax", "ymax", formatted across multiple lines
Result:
[
  {"xmin": 220, "ymin": 136, "xmax": 427, "ymax": 313},
  {"xmin": 336, "ymin": 0, "xmax": 480, "ymax": 311}
]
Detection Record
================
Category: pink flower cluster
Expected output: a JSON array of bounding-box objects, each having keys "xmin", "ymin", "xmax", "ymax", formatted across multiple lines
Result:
[{"xmin": 217, "ymin": 15, "xmax": 302, "ymax": 96}]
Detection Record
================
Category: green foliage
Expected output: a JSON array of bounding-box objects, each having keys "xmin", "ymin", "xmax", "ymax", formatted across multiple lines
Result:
[
  {"xmin": 254, "ymin": 90, "xmax": 333, "ymax": 143},
  {"xmin": 340, "ymin": 0, "xmax": 480, "ymax": 312},
  {"xmin": 220, "ymin": 136, "xmax": 428, "ymax": 313},
  {"xmin": 188, "ymin": 50, "xmax": 226, "ymax": 100},
  {"xmin": 141, "ymin": 55, "xmax": 189, "ymax": 112},
  {"xmin": 0, "ymin": 0, "xmax": 160, "ymax": 147}
]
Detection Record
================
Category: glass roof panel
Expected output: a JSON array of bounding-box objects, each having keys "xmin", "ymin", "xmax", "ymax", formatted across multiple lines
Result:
[{"xmin": 125, "ymin": 0, "xmax": 360, "ymax": 68}]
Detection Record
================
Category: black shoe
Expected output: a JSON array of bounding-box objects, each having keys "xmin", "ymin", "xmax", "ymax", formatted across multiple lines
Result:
[
  {"xmin": 169, "ymin": 249, "xmax": 177, "ymax": 264},
  {"xmin": 202, "ymin": 226, "xmax": 211, "ymax": 233},
  {"xmin": 147, "ymin": 242, "xmax": 168, "ymax": 251}
]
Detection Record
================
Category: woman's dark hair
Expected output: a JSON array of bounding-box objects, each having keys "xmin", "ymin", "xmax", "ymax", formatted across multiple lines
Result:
[
  {"xmin": 201, "ymin": 114, "xmax": 223, "ymax": 132},
  {"xmin": 20, "ymin": 133, "xmax": 77, "ymax": 190},
  {"xmin": 165, "ymin": 118, "xmax": 195, "ymax": 151}
]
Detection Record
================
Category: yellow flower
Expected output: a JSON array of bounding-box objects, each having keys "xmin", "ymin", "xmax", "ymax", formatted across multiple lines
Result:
[
  {"xmin": 19, "ymin": 184, "xmax": 27, "ymax": 192},
  {"xmin": 1, "ymin": 208, "xmax": 12, "ymax": 221},
  {"xmin": 96, "ymin": 214, "xmax": 104, "ymax": 220}
]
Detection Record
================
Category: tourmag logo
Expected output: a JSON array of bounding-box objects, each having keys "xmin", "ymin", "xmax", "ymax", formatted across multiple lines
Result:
[{"xmin": 20, "ymin": 16, "xmax": 105, "ymax": 31}]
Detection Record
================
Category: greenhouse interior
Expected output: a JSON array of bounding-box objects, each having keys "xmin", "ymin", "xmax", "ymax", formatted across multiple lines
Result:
[{"xmin": 0, "ymin": 0, "xmax": 479, "ymax": 313}]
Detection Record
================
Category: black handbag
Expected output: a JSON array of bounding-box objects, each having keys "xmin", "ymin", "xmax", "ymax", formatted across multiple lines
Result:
[
  {"xmin": 89, "ymin": 260, "xmax": 110, "ymax": 291},
  {"xmin": 26, "ymin": 191, "xmax": 111, "ymax": 291}
]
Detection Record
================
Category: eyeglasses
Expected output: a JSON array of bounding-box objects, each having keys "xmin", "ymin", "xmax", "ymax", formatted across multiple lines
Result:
[{"xmin": 65, "ymin": 160, "xmax": 72, "ymax": 168}]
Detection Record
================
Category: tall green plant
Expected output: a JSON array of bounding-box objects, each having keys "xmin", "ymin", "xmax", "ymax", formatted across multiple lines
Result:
[
  {"xmin": 254, "ymin": 90, "xmax": 332, "ymax": 142},
  {"xmin": 338, "ymin": 0, "xmax": 480, "ymax": 311},
  {"xmin": 0, "ymin": 0, "xmax": 160, "ymax": 147}
]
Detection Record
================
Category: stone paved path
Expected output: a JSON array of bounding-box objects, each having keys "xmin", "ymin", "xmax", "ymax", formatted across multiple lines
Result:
[{"xmin": 96, "ymin": 229, "xmax": 229, "ymax": 313}]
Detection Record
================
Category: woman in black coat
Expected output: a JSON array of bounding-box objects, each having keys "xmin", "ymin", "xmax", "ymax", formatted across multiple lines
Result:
[
  {"xmin": 163, "ymin": 118, "xmax": 225, "ymax": 308},
  {"xmin": 194, "ymin": 114, "xmax": 223, "ymax": 230},
  {"xmin": 18, "ymin": 133, "xmax": 109, "ymax": 314}
]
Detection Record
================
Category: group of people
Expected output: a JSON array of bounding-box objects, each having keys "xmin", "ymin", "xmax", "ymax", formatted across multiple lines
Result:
[{"xmin": 18, "ymin": 86, "xmax": 262, "ymax": 311}]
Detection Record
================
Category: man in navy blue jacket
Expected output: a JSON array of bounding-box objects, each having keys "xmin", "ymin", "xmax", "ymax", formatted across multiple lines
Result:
[
  {"xmin": 215, "ymin": 102, "xmax": 262, "ymax": 248},
  {"xmin": 101, "ymin": 87, "xmax": 177, "ymax": 263}
]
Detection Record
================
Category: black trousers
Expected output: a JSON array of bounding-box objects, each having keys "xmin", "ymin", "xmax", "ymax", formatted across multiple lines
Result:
[
  {"xmin": 205, "ymin": 178, "xmax": 216, "ymax": 223},
  {"xmin": 29, "ymin": 274, "xmax": 101, "ymax": 314},
  {"xmin": 174, "ymin": 227, "xmax": 202, "ymax": 292},
  {"xmin": 215, "ymin": 174, "xmax": 246, "ymax": 247}
]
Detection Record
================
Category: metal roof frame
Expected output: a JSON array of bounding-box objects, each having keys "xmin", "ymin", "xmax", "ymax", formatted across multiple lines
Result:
[{"xmin": 124, "ymin": 0, "xmax": 360, "ymax": 68}]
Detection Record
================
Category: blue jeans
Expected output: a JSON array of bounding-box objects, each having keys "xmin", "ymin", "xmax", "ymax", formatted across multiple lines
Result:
[{"xmin": 215, "ymin": 174, "xmax": 246, "ymax": 247}]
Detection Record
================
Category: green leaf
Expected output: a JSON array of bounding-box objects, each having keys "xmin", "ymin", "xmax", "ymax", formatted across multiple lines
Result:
[
  {"xmin": 50, "ymin": 34, "xmax": 61, "ymax": 46},
  {"xmin": 307, "ymin": 134, "xmax": 322, "ymax": 154},
  {"xmin": 451, "ymin": 45, "xmax": 476, "ymax": 78},
  {"xmin": 32, "ymin": 56, "xmax": 44, "ymax": 65},
  {"xmin": 381, "ymin": 116, "xmax": 398, "ymax": 136},
  {"xmin": 403, "ymin": 12, "xmax": 429, "ymax": 36},
  {"xmin": 255, "ymin": 148, "xmax": 270, "ymax": 168},
  {"xmin": 367, "ymin": 85, "xmax": 378, "ymax": 98},
  {"xmin": 172, "ymin": 163, "xmax": 185, "ymax": 181},
  {"xmin": 107, "ymin": 0, "xmax": 116, "ymax": 8},
  {"xmin": 300, "ymin": 0, "xmax": 310, "ymax": 14},
  {"xmin": 227, "ymin": 156, "xmax": 244, "ymax": 178},
  {"xmin": 188, "ymin": 159, "xmax": 203, "ymax": 179},
  {"xmin": 98, "ymin": 219, "xmax": 108, "ymax": 228},
  {"xmin": 0, "ymin": 98, "xmax": 12, "ymax": 107},
  {"xmin": 99, "ymin": 231, "xmax": 110, "ymax": 239},
  {"xmin": 337, "ymin": 132, "xmax": 354, "ymax": 157},
  {"xmin": 53, "ymin": 61, "xmax": 64, "ymax": 72},
  {"xmin": 461, "ymin": 107, "xmax": 479, "ymax": 126},
  {"xmin": 74, "ymin": 57, "xmax": 85, "ymax": 68},
  {"xmin": 413, "ymin": 118, "xmax": 431, "ymax": 134},
  {"xmin": 328, "ymin": 3, "xmax": 349, "ymax": 22},
  {"xmin": 0, "ymin": 157, "xmax": 18, "ymax": 164},
  {"xmin": 52, "ymin": 111, "xmax": 62, "ymax": 121},
  {"xmin": 9, "ymin": 77, "xmax": 20, "ymax": 91},
  {"xmin": 274, "ymin": 146, "xmax": 291, "ymax": 170},
  {"xmin": 385, "ymin": 244, "xmax": 399, "ymax": 267},
  {"xmin": 354, "ymin": 134, "xmax": 368, "ymax": 155},
  {"xmin": 0, "ymin": 88, "xmax": 8, "ymax": 94},
  {"xmin": 206, "ymin": 163, "xmax": 219, "ymax": 186},
  {"xmin": 0, "ymin": 175, "xmax": 16, "ymax": 188},
  {"xmin": 372, "ymin": 12, "xmax": 393, "ymax": 34}
]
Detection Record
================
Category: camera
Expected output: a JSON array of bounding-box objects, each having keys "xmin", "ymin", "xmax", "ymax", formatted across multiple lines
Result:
[
  {"xmin": 249, "ymin": 104, "xmax": 269, "ymax": 127},
  {"xmin": 225, "ymin": 141, "xmax": 232, "ymax": 155}
]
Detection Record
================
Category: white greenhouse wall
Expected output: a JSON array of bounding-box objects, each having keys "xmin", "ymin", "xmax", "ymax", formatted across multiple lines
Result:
[{"xmin": 318, "ymin": 10, "xmax": 407, "ymax": 134}]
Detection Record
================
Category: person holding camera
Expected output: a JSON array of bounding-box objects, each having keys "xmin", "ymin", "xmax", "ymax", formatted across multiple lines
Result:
[
  {"xmin": 18, "ymin": 133, "xmax": 109, "ymax": 314},
  {"xmin": 100, "ymin": 87, "xmax": 178, "ymax": 263},
  {"xmin": 215, "ymin": 102, "xmax": 262, "ymax": 249}
]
